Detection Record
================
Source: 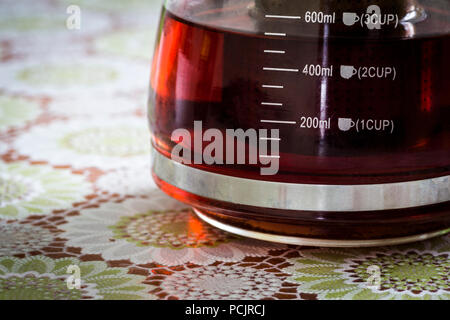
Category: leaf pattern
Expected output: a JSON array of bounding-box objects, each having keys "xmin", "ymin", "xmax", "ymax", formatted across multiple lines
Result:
[{"xmin": 0, "ymin": 0, "xmax": 448, "ymax": 300}]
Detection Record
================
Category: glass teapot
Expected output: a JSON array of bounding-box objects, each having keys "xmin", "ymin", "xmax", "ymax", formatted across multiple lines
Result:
[{"xmin": 148, "ymin": 0, "xmax": 450, "ymax": 247}]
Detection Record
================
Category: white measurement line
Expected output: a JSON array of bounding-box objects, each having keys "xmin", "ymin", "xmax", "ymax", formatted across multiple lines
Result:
[
  {"xmin": 260, "ymin": 155, "xmax": 281, "ymax": 159},
  {"xmin": 261, "ymin": 102, "xmax": 283, "ymax": 106},
  {"xmin": 264, "ymin": 50, "xmax": 286, "ymax": 54},
  {"xmin": 263, "ymin": 67, "xmax": 299, "ymax": 72},
  {"xmin": 261, "ymin": 120, "xmax": 297, "ymax": 125},
  {"xmin": 262, "ymin": 85, "xmax": 284, "ymax": 89},
  {"xmin": 265, "ymin": 15, "xmax": 302, "ymax": 20},
  {"xmin": 264, "ymin": 32, "xmax": 286, "ymax": 37},
  {"xmin": 259, "ymin": 137, "xmax": 281, "ymax": 141}
]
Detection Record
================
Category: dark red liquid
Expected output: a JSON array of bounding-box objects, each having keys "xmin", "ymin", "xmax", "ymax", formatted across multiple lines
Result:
[
  {"xmin": 149, "ymin": 2, "xmax": 450, "ymax": 185},
  {"xmin": 149, "ymin": 1, "xmax": 450, "ymax": 241}
]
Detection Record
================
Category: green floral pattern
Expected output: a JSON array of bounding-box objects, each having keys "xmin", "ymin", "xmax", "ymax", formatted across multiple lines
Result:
[
  {"xmin": 161, "ymin": 264, "xmax": 285, "ymax": 300},
  {"xmin": 285, "ymin": 239, "xmax": 450, "ymax": 300},
  {"xmin": 339, "ymin": 252, "xmax": 448, "ymax": 294},
  {"xmin": 0, "ymin": 96, "xmax": 41, "ymax": 131},
  {"xmin": 17, "ymin": 64, "xmax": 117, "ymax": 87},
  {"xmin": 13, "ymin": 117, "xmax": 150, "ymax": 170},
  {"xmin": 95, "ymin": 29, "xmax": 155, "ymax": 60},
  {"xmin": 0, "ymin": 256, "xmax": 155, "ymax": 300},
  {"xmin": 0, "ymin": 221, "xmax": 55, "ymax": 256},
  {"xmin": 61, "ymin": 198, "xmax": 280, "ymax": 266},
  {"xmin": 0, "ymin": 0, "xmax": 448, "ymax": 301},
  {"xmin": 0, "ymin": 58, "xmax": 147, "ymax": 95},
  {"xmin": 0, "ymin": 161, "xmax": 92, "ymax": 219},
  {"xmin": 0, "ymin": 16, "xmax": 64, "ymax": 32},
  {"xmin": 59, "ymin": 0, "xmax": 152, "ymax": 12},
  {"xmin": 110, "ymin": 210, "xmax": 233, "ymax": 249},
  {"xmin": 60, "ymin": 126, "xmax": 148, "ymax": 157}
]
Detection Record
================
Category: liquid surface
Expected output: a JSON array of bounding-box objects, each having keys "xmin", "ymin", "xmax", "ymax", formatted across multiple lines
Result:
[
  {"xmin": 149, "ymin": 0, "xmax": 450, "ymax": 184},
  {"xmin": 166, "ymin": 0, "xmax": 450, "ymax": 38}
]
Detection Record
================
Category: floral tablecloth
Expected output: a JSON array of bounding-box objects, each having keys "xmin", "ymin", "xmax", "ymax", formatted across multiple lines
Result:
[{"xmin": 0, "ymin": 0, "xmax": 448, "ymax": 300}]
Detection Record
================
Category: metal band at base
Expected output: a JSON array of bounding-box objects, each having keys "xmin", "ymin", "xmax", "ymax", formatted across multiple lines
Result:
[
  {"xmin": 152, "ymin": 147, "xmax": 450, "ymax": 212},
  {"xmin": 194, "ymin": 209, "xmax": 450, "ymax": 247}
]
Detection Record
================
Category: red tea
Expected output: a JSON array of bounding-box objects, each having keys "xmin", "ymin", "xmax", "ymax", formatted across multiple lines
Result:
[{"xmin": 149, "ymin": 0, "xmax": 450, "ymax": 244}]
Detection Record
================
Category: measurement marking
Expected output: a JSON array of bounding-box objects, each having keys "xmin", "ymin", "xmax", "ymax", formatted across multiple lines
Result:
[
  {"xmin": 260, "ymin": 155, "xmax": 281, "ymax": 159},
  {"xmin": 261, "ymin": 102, "xmax": 283, "ymax": 106},
  {"xmin": 261, "ymin": 120, "xmax": 297, "ymax": 125},
  {"xmin": 264, "ymin": 50, "xmax": 285, "ymax": 54},
  {"xmin": 262, "ymin": 85, "xmax": 284, "ymax": 89},
  {"xmin": 265, "ymin": 15, "xmax": 302, "ymax": 20},
  {"xmin": 264, "ymin": 67, "xmax": 299, "ymax": 72},
  {"xmin": 264, "ymin": 32, "xmax": 286, "ymax": 37},
  {"xmin": 259, "ymin": 137, "xmax": 281, "ymax": 141}
]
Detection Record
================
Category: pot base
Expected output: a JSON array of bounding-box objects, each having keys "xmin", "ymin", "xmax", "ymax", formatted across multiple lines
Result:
[
  {"xmin": 194, "ymin": 208, "xmax": 449, "ymax": 247},
  {"xmin": 153, "ymin": 168, "xmax": 450, "ymax": 247}
]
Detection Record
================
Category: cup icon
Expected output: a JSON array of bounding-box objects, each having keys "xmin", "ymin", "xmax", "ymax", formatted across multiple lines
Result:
[
  {"xmin": 338, "ymin": 118, "xmax": 355, "ymax": 132},
  {"xmin": 343, "ymin": 12, "xmax": 359, "ymax": 26},
  {"xmin": 340, "ymin": 65, "xmax": 357, "ymax": 79}
]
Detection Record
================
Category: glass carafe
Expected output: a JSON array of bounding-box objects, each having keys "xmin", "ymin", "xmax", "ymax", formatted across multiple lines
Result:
[{"xmin": 148, "ymin": 0, "xmax": 450, "ymax": 247}]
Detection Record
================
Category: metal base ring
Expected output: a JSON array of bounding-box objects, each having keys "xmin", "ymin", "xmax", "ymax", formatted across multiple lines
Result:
[{"xmin": 194, "ymin": 208, "xmax": 450, "ymax": 248}]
